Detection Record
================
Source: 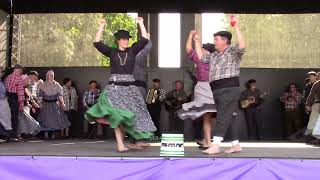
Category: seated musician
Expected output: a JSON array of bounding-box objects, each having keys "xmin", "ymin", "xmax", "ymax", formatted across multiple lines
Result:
[{"xmin": 165, "ymin": 80, "xmax": 188, "ymax": 133}]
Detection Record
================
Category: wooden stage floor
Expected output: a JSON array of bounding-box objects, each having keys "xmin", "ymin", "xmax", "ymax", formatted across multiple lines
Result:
[{"xmin": 1, "ymin": 139, "xmax": 320, "ymax": 159}]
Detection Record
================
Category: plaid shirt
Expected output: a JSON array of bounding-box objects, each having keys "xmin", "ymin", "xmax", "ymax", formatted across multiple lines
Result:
[
  {"xmin": 201, "ymin": 45, "xmax": 245, "ymax": 82},
  {"xmin": 62, "ymin": 86, "xmax": 78, "ymax": 111},
  {"xmin": 5, "ymin": 72, "xmax": 25, "ymax": 108},
  {"xmin": 158, "ymin": 88, "xmax": 166, "ymax": 102},
  {"xmin": 280, "ymin": 92, "xmax": 303, "ymax": 111},
  {"xmin": 27, "ymin": 82, "xmax": 40, "ymax": 101},
  {"xmin": 83, "ymin": 89, "xmax": 101, "ymax": 107}
]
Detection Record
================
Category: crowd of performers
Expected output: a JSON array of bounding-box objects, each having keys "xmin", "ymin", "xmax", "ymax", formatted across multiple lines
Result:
[
  {"xmin": 0, "ymin": 69, "xmax": 73, "ymax": 141},
  {"xmin": 83, "ymin": 16, "xmax": 246, "ymax": 154},
  {"xmin": 0, "ymin": 16, "xmax": 245, "ymax": 154},
  {"xmin": 1, "ymin": 16, "xmax": 320, "ymax": 155}
]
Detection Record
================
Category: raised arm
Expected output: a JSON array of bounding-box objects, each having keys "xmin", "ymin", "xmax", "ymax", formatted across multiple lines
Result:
[
  {"xmin": 93, "ymin": 18, "xmax": 112, "ymax": 56},
  {"xmin": 186, "ymin": 30, "xmax": 197, "ymax": 54},
  {"xmin": 193, "ymin": 32, "xmax": 203, "ymax": 59},
  {"xmin": 233, "ymin": 16, "xmax": 245, "ymax": 49},
  {"xmin": 136, "ymin": 17, "xmax": 148, "ymax": 39},
  {"xmin": 95, "ymin": 18, "xmax": 106, "ymax": 42},
  {"xmin": 193, "ymin": 32, "xmax": 211, "ymax": 63}
]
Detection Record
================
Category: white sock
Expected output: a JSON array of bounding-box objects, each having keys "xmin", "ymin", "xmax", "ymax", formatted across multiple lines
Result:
[
  {"xmin": 231, "ymin": 140, "xmax": 240, "ymax": 146},
  {"xmin": 212, "ymin": 136, "xmax": 223, "ymax": 145}
]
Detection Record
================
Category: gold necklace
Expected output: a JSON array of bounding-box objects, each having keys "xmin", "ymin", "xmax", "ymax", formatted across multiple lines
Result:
[{"xmin": 117, "ymin": 52, "xmax": 128, "ymax": 66}]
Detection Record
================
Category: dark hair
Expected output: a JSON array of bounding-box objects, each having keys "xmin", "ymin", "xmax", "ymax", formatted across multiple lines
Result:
[
  {"xmin": 63, "ymin": 78, "xmax": 72, "ymax": 85},
  {"xmin": 214, "ymin": 31, "xmax": 232, "ymax": 45},
  {"xmin": 288, "ymin": 83, "xmax": 297, "ymax": 87},
  {"xmin": 245, "ymin": 79, "xmax": 256, "ymax": 89},
  {"xmin": 153, "ymin": 78, "xmax": 161, "ymax": 83},
  {"xmin": 286, "ymin": 83, "xmax": 298, "ymax": 92},
  {"xmin": 202, "ymin": 43, "xmax": 216, "ymax": 53},
  {"xmin": 89, "ymin": 80, "xmax": 97, "ymax": 85},
  {"xmin": 28, "ymin": 70, "xmax": 39, "ymax": 77}
]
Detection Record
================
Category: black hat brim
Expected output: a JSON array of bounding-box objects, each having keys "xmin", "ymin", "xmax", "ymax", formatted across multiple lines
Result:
[{"xmin": 114, "ymin": 30, "xmax": 132, "ymax": 40}]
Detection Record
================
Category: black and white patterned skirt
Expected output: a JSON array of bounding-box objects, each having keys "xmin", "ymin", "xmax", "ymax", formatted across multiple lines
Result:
[{"xmin": 106, "ymin": 74, "xmax": 156, "ymax": 132}]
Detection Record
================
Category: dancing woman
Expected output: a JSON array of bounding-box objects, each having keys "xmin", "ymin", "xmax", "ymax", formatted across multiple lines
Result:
[
  {"xmin": 0, "ymin": 71, "xmax": 11, "ymax": 140},
  {"xmin": 178, "ymin": 30, "xmax": 216, "ymax": 149},
  {"xmin": 17, "ymin": 74, "xmax": 41, "ymax": 138},
  {"xmin": 85, "ymin": 17, "xmax": 156, "ymax": 152}
]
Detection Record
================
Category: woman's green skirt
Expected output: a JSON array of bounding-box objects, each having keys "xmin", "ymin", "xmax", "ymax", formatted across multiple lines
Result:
[{"xmin": 85, "ymin": 90, "xmax": 152, "ymax": 140}]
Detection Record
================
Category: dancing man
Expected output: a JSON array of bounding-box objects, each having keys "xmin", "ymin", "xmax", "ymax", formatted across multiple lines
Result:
[
  {"xmin": 194, "ymin": 16, "xmax": 246, "ymax": 154},
  {"xmin": 85, "ymin": 17, "xmax": 156, "ymax": 152},
  {"xmin": 5, "ymin": 64, "xmax": 25, "ymax": 142}
]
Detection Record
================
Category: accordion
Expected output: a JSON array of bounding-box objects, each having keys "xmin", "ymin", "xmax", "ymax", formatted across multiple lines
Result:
[{"xmin": 146, "ymin": 88, "xmax": 159, "ymax": 104}]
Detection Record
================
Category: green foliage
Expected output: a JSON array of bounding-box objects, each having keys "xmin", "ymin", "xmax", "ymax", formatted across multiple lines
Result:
[
  {"xmin": 224, "ymin": 14, "xmax": 320, "ymax": 68},
  {"xmin": 21, "ymin": 13, "xmax": 137, "ymax": 67}
]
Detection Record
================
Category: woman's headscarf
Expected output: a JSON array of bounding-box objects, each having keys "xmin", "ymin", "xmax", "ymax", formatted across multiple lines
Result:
[{"xmin": 39, "ymin": 70, "xmax": 62, "ymax": 96}]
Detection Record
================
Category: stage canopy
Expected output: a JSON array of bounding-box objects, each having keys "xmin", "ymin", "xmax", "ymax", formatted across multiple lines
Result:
[{"xmin": 1, "ymin": 0, "xmax": 320, "ymax": 14}]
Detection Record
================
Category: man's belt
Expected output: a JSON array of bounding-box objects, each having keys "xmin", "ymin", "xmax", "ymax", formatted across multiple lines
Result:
[{"xmin": 43, "ymin": 99, "xmax": 58, "ymax": 103}]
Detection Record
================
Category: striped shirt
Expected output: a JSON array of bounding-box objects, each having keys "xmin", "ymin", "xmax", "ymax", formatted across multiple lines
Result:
[
  {"xmin": 201, "ymin": 45, "xmax": 245, "ymax": 82},
  {"xmin": 62, "ymin": 86, "xmax": 78, "ymax": 111},
  {"xmin": 5, "ymin": 72, "xmax": 25, "ymax": 107}
]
